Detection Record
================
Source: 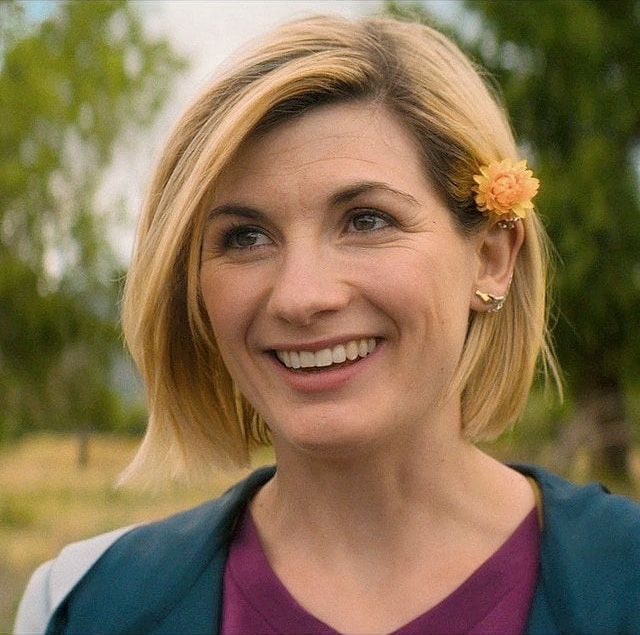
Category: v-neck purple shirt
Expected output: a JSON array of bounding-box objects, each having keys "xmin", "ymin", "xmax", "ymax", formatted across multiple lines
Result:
[{"xmin": 221, "ymin": 508, "xmax": 540, "ymax": 635}]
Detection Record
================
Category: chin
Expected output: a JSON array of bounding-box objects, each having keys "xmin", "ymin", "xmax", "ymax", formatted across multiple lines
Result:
[{"xmin": 269, "ymin": 413, "xmax": 398, "ymax": 462}]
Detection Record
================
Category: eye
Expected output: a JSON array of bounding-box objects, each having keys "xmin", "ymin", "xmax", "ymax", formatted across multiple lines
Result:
[
  {"xmin": 223, "ymin": 226, "xmax": 272, "ymax": 249},
  {"xmin": 347, "ymin": 210, "xmax": 392, "ymax": 232}
]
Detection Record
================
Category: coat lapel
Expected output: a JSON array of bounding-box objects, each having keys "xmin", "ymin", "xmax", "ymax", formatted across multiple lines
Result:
[{"xmin": 46, "ymin": 466, "xmax": 276, "ymax": 635}]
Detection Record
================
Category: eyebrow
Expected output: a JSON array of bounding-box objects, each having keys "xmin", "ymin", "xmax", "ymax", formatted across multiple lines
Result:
[
  {"xmin": 328, "ymin": 181, "xmax": 420, "ymax": 207},
  {"xmin": 208, "ymin": 180, "xmax": 420, "ymax": 221},
  {"xmin": 208, "ymin": 204, "xmax": 264, "ymax": 222}
]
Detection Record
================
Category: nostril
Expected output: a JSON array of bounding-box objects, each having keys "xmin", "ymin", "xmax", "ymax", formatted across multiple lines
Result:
[{"xmin": 265, "ymin": 267, "xmax": 352, "ymax": 326}]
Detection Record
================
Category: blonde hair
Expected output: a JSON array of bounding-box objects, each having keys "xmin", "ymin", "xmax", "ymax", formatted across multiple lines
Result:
[{"xmin": 121, "ymin": 14, "xmax": 560, "ymax": 482}]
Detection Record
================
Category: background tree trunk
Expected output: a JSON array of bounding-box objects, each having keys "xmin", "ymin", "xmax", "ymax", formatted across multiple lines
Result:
[
  {"xmin": 77, "ymin": 429, "xmax": 90, "ymax": 469},
  {"xmin": 588, "ymin": 379, "xmax": 630, "ymax": 481},
  {"xmin": 553, "ymin": 379, "xmax": 631, "ymax": 483}
]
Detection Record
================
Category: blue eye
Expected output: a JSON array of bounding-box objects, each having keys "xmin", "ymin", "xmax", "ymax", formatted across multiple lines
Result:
[
  {"xmin": 223, "ymin": 226, "xmax": 271, "ymax": 249},
  {"xmin": 348, "ymin": 211, "xmax": 391, "ymax": 232}
]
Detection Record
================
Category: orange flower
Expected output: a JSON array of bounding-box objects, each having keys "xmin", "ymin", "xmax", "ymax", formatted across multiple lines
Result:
[{"xmin": 473, "ymin": 159, "xmax": 540, "ymax": 218}]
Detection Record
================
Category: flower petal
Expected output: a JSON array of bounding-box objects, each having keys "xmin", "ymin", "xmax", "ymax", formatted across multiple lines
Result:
[{"xmin": 472, "ymin": 158, "xmax": 539, "ymax": 220}]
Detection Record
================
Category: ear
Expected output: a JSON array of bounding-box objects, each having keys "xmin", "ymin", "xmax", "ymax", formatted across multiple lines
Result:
[{"xmin": 470, "ymin": 219, "xmax": 525, "ymax": 312}]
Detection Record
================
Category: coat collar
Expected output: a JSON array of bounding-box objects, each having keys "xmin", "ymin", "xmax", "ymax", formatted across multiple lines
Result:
[
  {"xmin": 46, "ymin": 466, "xmax": 276, "ymax": 635},
  {"xmin": 514, "ymin": 463, "xmax": 640, "ymax": 634}
]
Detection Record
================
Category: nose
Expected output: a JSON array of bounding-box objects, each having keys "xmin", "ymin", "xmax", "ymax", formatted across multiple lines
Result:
[{"xmin": 266, "ymin": 247, "xmax": 352, "ymax": 327}]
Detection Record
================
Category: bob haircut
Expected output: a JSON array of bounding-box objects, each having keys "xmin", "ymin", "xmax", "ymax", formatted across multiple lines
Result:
[{"xmin": 121, "ymin": 14, "xmax": 559, "ymax": 482}]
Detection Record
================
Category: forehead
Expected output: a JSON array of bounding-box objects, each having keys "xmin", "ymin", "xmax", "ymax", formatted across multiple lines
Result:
[{"xmin": 214, "ymin": 102, "xmax": 432, "ymax": 201}]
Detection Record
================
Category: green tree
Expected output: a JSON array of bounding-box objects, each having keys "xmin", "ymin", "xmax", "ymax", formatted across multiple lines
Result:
[
  {"xmin": 0, "ymin": 1, "xmax": 186, "ymax": 443},
  {"xmin": 386, "ymin": 0, "xmax": 640, "ymax": 480}
]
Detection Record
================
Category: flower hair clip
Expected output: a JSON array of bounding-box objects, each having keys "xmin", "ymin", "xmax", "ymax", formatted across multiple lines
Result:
[{"xmin": 473, "ymin": 158, "xmax": 540, "ymax": 225}]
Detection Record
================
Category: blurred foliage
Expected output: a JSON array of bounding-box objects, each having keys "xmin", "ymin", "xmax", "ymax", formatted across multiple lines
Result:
[
  {"xmin": 459, "ymin": 0, "xmax": 640, "ymax": 394},
  {"xmin": 386, "ymin": 0, "xmax": 640, "ymax": 477},
  {"xmin": 0, "ymin": 1, "xmax": 186, "ymax": 439}
]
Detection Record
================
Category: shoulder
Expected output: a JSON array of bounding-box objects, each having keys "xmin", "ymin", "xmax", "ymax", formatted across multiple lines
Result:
[
  {"xmin": 15, "ymin": 466, "xmax": 276, "ymax": 635},
  {"xmin": 514, "ymin": 464, "xmax": 640, "ymax": 632},
  {"xmin": 88, "ymin": 465, "xmax": 276, "ymax": 568},
  {"xmin": 13, "ymin": 525, "xmax": 138, "ymax": 635},
  {"xmin": 516, "ymin": 463, "xmax": 640, "ymax": 539}
]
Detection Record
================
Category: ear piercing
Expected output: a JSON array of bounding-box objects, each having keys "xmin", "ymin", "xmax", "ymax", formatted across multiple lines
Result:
[
  {"xmin": 496, "ymin": 217, "xmax": 521, "ymax": 230},
  {"xmin": 475, "ymin": 290, "xmax": 506, "ymax": 313}
]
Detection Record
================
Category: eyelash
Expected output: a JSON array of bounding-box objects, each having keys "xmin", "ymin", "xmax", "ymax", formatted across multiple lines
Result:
[
  {"xmin": 222, "ymin": 224, "xmax": 270, "ymax": 250},
  {"xmin": 347, "ymin": 210, "xmax": 393, "ymax": 233},
  {"xmin": 220, "ymin": 209, "xmax": 394, "ymax": 251}
]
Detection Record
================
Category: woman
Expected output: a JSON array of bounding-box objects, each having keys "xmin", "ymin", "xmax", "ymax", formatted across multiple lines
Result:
[{"xmin": 16, "ymin": 14, "xmax": 640, "ymax": 635}]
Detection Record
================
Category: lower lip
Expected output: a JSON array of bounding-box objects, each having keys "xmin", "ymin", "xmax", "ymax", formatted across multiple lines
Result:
[{"xmin": 267, "ymin": 343, "xmax": 383, "ymax": 394}]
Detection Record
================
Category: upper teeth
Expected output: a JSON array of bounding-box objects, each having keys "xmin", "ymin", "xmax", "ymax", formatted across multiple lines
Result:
[{"xmin": 275, "ymin": 338, "xmax": 377, "ymax": 369}]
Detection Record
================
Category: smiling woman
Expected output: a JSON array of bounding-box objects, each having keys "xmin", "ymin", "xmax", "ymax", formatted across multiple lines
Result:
[
  {"xmin": 15, "ymin": 13, "xmax": 640, "ymax": 635},
  {"xmin": 120, "ymin": 18, "xmax": 551, "ymax": 478},
  {"xmin": 199, "ymin": 102, "xmax": 492, "ymax": 457}
]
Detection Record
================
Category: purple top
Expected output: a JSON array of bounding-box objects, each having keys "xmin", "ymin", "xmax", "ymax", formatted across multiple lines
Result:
[{"xmin": 221, "ymin": 508, "xmax": 540, "ymax": 635}]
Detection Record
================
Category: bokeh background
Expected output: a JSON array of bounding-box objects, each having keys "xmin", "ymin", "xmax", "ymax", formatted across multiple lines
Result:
[{"xmin": 1, "ymin": 0, "xmax": 639, "ymax": 630}]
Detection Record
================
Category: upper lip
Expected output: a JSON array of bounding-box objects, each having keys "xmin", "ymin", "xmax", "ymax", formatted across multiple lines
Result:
[{"xmin": 267, "ymin": 335, "xmax": 380, "ymax": 353}]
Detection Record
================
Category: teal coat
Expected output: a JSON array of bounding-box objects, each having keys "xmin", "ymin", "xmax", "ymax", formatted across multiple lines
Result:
[{"xmin": 40, "ymin": 465, "xmax": 640, "ymax": 634}]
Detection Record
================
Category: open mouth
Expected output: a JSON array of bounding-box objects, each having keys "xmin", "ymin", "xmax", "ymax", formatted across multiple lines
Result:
[{"xmin": 272, "ymin": 338, "xmax": 378, "ymax": 372}]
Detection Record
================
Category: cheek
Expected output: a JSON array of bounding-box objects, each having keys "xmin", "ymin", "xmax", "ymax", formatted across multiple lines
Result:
[
  {"xmin": 365, "ymin": 250, "xmax": 475, "ymax": 393},
  {"xmin": 199, "ymin": 267, "xmax": 256, "ymax": 348},
  {"xmin": 199, "ymin": 268, "xmax": 269, "ymax": 401},
  {"xmin": 363, "ymin": 245, "xmax": 473, "ymax": 327}
]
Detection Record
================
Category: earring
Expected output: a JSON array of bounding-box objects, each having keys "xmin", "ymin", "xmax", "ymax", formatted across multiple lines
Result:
[
  {"xmin": 475, "ymin": 290, "xmax": 506, "ymax": 313},
  {"xmin": 496, "ymin": 217, "xmax": 521, "ymax": 230}
]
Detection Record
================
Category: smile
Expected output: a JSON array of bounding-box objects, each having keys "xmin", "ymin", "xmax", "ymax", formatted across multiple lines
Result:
[{"xmin": 274, "ymin": 338, "xmax": 377, "ymax": 370}]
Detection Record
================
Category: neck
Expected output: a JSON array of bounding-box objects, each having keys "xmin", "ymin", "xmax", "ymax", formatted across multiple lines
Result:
[{"xmin": 250, "ymin": 412, "xmax": 533, "ymax": 558}]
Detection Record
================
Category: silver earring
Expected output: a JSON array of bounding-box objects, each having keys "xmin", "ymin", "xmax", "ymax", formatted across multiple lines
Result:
[
  {"xmin": 496, "ymin": 217, "xmax": 521, "ymax": 230},
  {"xmin": 475, "ymin": 290, "xmax": 506, "ymax": 313}
]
